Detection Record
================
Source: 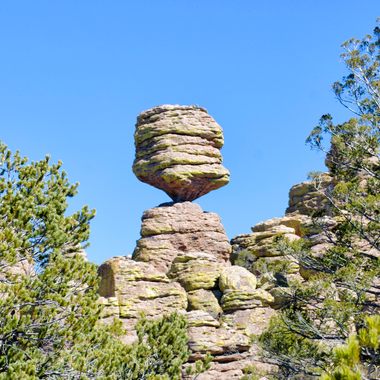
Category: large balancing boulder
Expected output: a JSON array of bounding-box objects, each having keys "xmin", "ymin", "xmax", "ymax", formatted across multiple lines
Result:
[{"xmin": 133, "ymin": 104, "xmax": 230, "ymax": 202}]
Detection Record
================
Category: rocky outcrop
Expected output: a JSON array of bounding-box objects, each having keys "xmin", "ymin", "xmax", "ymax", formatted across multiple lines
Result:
[
  {"xmin": 231, "ymin": 222, "xmax": 301, "ymax": 282},
  {"xmin": 98, "ymin": 105, "xmax": 280, "ymax": 379},
  {"xmin": 286, "ymin": 173, "xmax": 333, "ymax": 216},
  {"xmin": 132, "ymin": 105, "xmax": 230, "ymax": 202},
  {"xmin": 133, "ymin": 201, "xmax": 231, "ymax": 273}
]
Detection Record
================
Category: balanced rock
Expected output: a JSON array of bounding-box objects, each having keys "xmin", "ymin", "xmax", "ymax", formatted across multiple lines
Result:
[
  {"xmin": 133, "ymin": 202, "xmax": 231, "ymax": 273},
  {"xmin": 133, "ymin": 105, "xmax": 230, "ymax": 202}
]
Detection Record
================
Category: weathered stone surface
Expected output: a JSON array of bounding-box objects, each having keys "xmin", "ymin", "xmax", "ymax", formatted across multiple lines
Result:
[
  {"xmin": 187, "ymin": 289, "xmax": 223, "ymax": 317},
  {"xmin": 252, "ymin": 214, "xmax": 311, "ymax": 237},
  {"xmin": 133, "ymin": 105, "xmax": 230, "ymax": 202},
  {"xmin": 252, "ymin": 255, "xmax": 300, "ymax": 275},
  {"xmin": 186, "ymin": 310, "xmax": 220, "ymax": 328},
  {"xmin": 169, "ymin": 251, "xmax": 223, "ymax": 291},
  {"xmin": 286, "ymin": 174, "xmax": 333, "ymax": 216},
  {"xmin": 221, "ymin": 288, "xmax": 274, "ymax": 312},
  {"xmin": 133, "ymin": 202, "xmax": 231, "ymax": 273},
  {"xmin": 231, "ymin": 224, "xmax": 301, "ymax": 280},
  {"xmin": 231, "ymin": 226, "xmax": 300, "ymax": 265},
  {"xmin": 98, "ymin": 257, "xmax": 187, "ymax": 319},
  {"xmin": 183, "ymin": 349, "xmax": 278, "ymax": 379},
  {"xmin": 221, "ymin": 308, "xmax": 277, "ymax": 337},
  {"xmin": 188, "ymin": 325, "xmax": 251, "ymax": 356},
  {"xmin": 219, "ymin": 266, "xmax": 257, "ymax": 292}
]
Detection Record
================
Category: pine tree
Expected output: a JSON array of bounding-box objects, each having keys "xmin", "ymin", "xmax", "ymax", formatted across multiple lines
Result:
[
  {"xmin": 0, "ymin": 142, "xmax": 129, "ymax": 379},
  {"xmin": 260, "ymin": 21, "xmax": 380, "ymax": 379},
  {"xmin": 0, "ymin": 142, "xmax": 192, "ymax": 379},
  {"xmin": 123, "ymin": 312, "xmax": 190, "ymax": 380}
]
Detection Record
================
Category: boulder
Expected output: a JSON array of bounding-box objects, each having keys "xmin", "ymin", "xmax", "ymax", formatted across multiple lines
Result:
[
  {"xmin": 186, "ymin": 310, "xmax": 220, "ymax": 328},
  {"xmin": 286, "ymin": 174, "xmax": 333, "ymax": 216},
  {"xmin": 221, "ymin": 288, "xmax": 274, "ymax": 312},
  {"xmin": 169, "ymin": 252, "xmax": 223, "ymax": 291},
  {"xmin": 187, "ymin": 289, "xmax": 223, "ymax": 317},
  {"xmin": 219, "ymin": 266, "xmax": 257, "ymax": 292},
  {"xmin": 133, "ymin": 105, "xmax": 230, "ymax": 202},
  {"xmin": 188, "ymin": 325, "xmax": 251, "ymax": 356},
  {"xmin": 252, "ymin": 214, "xmax": 311, "ymax": 237},
  {"xmin": 231, "ymin": 226, "xmax": 300, "ymax": 263},
  {"xmin": 221, "ymin": 308, "xmax": 277, "ymax": 337}
]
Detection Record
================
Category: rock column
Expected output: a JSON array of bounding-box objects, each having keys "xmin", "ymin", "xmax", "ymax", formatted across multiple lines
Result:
[{"xmin": 98, "ymin": 105, "xmax": 278, "ymax": 379}]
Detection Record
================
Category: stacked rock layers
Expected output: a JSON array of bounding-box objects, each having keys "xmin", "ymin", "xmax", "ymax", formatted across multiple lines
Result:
[
  {"xmin": 132, "ymin": 105, "xmax": 230, "ymax": 202},
  {"xmin": 98, "ymin": 107, "xmax": 379, "ymax": 378},
  {"xmin": 98, "ymin": 105, "xmax": 281, "ymax": 379}
]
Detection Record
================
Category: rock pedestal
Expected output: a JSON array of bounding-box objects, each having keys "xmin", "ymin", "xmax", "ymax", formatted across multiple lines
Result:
[
  {"xmin": 133, "ymin": 201, "xmax": 231, "ymax": 273},
  {"xmin": 98, "ymin": 105, "xmax": 279, "ymax": 379}
]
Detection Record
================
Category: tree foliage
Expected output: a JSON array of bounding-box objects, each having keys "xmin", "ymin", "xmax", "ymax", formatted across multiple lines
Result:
[
  {"xmin": 260, "ymin": 21, "xmax": 380, "ymax": 379},
  {"xmin": 0, "ymin": 143, "xmax": 191, "ymax": 379},
  {"xmin": 124, "ymin": 312, "xmax": 189, "ymax": 380},
  {"xmin": 0, "ymin": 142, "xmax": 132, "ymax": 379},
  {"xmin": 321, "ymin": 315, "xmax": 380, "ymax": 380}
]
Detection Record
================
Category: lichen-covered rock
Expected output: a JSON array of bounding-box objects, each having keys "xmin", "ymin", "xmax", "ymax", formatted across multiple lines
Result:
[
  {"xmin": 188, "ymin": 325, "xmax": 251, "ymax": 356},
  {"xmin": 186, "ymin": 310, "xmax": 220, "ymax": 328},
  {"xmin": 221, "ymin": 308, "xmax": 277, "ymax": 337},
  {"xmin": 133, "ymin": 105, "xmax": 230, "ymax": 202},
  {"xmin": 221, "ymin": 288, "xmax": 274, "ymax": 312},
  {"xmin": 133, "ymin": 202, "xmax": 231, "ymax": 273},
  {"xmin": 98, "ymin": 257, "xmax": 187, "ymax": 320},
  {"xmin": 219, "ymin": 266, "xmax": 257, "ymax": 292},
  {"xmin": 252, "ymin": 214, "xmax": 311, "ymax": 237},
  {"xmin": 218, "ymin": 266, "xmax": 275, "ymax": 311},
  {"xmin": 252, "ymin": 255, "xmax": 300, "ymax": 276},
  {"xmin": 187, "ymin": 289, "xmax": 223, "ymax": 317},
  {"xmin": 169, "ymin": 252, "xmax": 223, "ymax": 291},
  {"xmin": 184, "ymin": 348, "xmax": 278, "ymax": 379},
  {"xmin": 286, "ymin": 173, "xmax": 333, "ymax": 216},
  {"xmin": 232, "ymin": 225, "xmax": 300, "ymax": 262}
]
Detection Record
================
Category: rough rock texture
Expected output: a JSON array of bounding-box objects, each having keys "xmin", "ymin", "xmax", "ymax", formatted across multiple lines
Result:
[
  {"xmin": 133, "ymin": 202, "xmax": 231, "ymax": 273},
  {"xmin": 99, "ymin": 205, "xmax": 278, "ymax": 378},
  {"xmin": 169, "ymin": 252, "xmax": 223, "ymax": 291},
  {"xmin": 98, "ymin": 257, "xmax": 187, "ymax": 344},
  {"xmin": 286, "ymin": 173, "xmax": 333, "ymax": 216},
  {"xmin": 187, "ymin": 295, "xmax": 222, "ymax": 319},
  {"xmin": 231, "ymin": 223, "xmax": 301, "ymax": 283},
  {"xmin": 133, "ymin": 105, "xmax": 230, "ymax": 202},
  {"xmin": 221, "ymin": 307, "xmax": 277, "ymax": 337},
  {"xmin": 97, "ymin": 105, "xmax": 290, "ymax": 378}
]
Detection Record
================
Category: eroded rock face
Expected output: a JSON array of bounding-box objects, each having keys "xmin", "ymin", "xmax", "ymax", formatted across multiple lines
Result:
[
  {"xmin": 286, "ymin": 173, "xmax": 333, "ymax": 216},
  {"xmin": 98, "ymin": 257, "xmax": 187, "ymax": 344},
  {"xmin": 133, "ymin": 202, "xmax": 231, "ymax": 273},
  {"xmin": 231, "ymin": 223, "xmax": 301, "ymax": 279},
  {"xmin": 169, "ymin": 252, "xmax": 223, "ymax": 291},
  {"xmin": 133, "ymin": 105, "xmax": 230, "ymax": 202}
]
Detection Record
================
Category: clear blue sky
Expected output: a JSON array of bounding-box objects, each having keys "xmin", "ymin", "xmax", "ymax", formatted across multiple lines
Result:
[{"xmin": 1, "ymin": 1, "xmax": 378, "ymax": 264}]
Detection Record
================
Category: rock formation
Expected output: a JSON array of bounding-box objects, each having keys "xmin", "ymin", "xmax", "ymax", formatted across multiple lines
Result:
[
  {"xmin": 132, "ymin": 105, "xmax": 230, "ymax": 202},
  {"xmin": 133, "ymin": 201, "xmax": 231, "ymax": 273},
  {"xmin": 98, "ymin": 105, "xmax": 344, "ymax": 379},
  {"xmin": 97, "ymin": 105, "xmax": 283, "ymax": 379}
]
